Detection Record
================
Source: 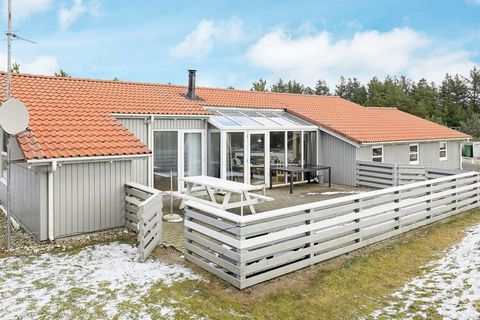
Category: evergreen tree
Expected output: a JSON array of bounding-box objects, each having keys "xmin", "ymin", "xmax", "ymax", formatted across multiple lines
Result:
[
  {"xmin": 271, "ymin": 78, "xmax": 288, "ymax": 93},
  {"xmin": 466, "ymin": 66, "xmax": 480, "ymax": 112},
  {"xmin": 11, "ymin": 62, "xmax": 20, "ymax": 74},
  {"xmin": 55, "ymin": 69, "xmax": 71, "ymax": 78},
  {"xmin": 460, "ymin": 113, "xmax": 480, "ymax": 137},
  {"xmin": 251, "ymin": 78, "xmax": 267, "ymax": 92},
  {"xmin": 314, "ymin": 79, "xmax": 330, "ymax": 95},
  {"xmin": 366, "ymin": 77, "xmax": 385, "ymax": 106},
  {"xmin": 286, "ymin": 80, "xmax": 304, "ymax": 94},
  {"xmin": 335, "ymin": 76, "xmax": 348, "ymax": 98}
]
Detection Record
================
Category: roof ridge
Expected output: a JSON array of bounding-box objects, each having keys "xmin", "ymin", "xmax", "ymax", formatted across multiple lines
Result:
[{"xmin": 1, "ymin": 72, "xmax": 343, "ymax": 99}]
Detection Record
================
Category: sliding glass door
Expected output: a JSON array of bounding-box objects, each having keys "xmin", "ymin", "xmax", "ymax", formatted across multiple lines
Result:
[
  {"xmin": 153, "ymin": 131, "xmax": 178, "ymax": 191},
  {"xmin": 249, "ymin": 133, "xmax": 266, "ymax": 185},
  {"xmin": 226, "ymin": 132, "xmax": 244, "ymax": 182},
  {"xmin": 270, "ymin": 131, "xmax": 285, "ymax": 185},
  {"xmin": 287, "ymin": 131, "xmax": 302, "ymax": 182},
  {"xmin": 184, "ymin": 132, "xmax": 202, "ymax": 177}
]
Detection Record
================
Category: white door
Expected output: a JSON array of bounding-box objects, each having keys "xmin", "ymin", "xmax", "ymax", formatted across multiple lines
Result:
[{"xmin": 246, "ymin": 131, "xmax": 268, "ymax": 185}]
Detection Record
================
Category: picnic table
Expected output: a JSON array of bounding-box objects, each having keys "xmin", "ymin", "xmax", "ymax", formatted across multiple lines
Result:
[
  {"xmin": 270, "ymin": 165, "xmax": 331, "ymax": 194},
  {"xmin": 177, "ymin": 176, "xmax": 273, "ymax": 215}
]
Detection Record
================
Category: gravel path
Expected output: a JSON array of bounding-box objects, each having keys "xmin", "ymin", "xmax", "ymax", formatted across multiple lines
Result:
[{"xmin": 371, "ymin": 224, "xmax": 480, "ymax": 319}]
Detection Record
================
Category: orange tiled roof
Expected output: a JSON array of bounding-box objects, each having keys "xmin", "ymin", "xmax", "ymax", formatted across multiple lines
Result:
[{"xmin": 1, "ymin": 73, "xmax": 470, "ymax": 160}]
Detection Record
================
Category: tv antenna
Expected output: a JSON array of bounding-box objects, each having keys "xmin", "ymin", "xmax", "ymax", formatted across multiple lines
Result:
[{"xmin": 2, "ymin": 0, "xmax": 31, "ymax": 250}]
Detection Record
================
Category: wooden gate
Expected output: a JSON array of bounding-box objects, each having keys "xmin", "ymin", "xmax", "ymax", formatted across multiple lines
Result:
[{"xmin": 125, "ymin": 182, "xmax": 163, "ymax": 262}]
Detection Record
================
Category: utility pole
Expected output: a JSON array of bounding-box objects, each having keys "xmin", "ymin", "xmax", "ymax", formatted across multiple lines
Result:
[{"xmin": 5, "ymin": 0, "xmax": 12, "ymax": 250}]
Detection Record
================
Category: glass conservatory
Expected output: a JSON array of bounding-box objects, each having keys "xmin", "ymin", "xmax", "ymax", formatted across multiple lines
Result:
[{"xmin": 207, "ymin": 108, "xmax": 319, "ymax": 187}]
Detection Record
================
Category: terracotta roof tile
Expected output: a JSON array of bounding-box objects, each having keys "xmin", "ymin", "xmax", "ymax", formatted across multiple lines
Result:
[{"xmin": 1, "ymin": 73, "xmax": 470, "ymax": 161}]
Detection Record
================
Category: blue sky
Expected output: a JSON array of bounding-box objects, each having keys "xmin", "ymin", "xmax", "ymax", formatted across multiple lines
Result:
[{"xmin": 2, "ymin": 0, "xmax": 480, "ymax": 89}]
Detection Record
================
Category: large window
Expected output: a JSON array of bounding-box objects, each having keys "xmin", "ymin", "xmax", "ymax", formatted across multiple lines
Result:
[
  {"xmin": 153, "ymin": 131, "xmax": 178, "ymax": 191},
  {"xmin": 226, "ymin": 132, "xmax": 244, "ymax": 182},
  {"xmin": 372, "ymin": 146, "xmax": 383, "ymax": 162},
  {"xmin": 270, "ymin": 131, "xmax": 285, "ymax": 185},
  {"xmin": 439, "ymin": 141, "xmax": 447, "ymax": 161},
  {"xmin": 207, "ymin": 132, "xmax": 220, "ymax": 178},
  {"xmin": 409, "ymin": 144, "xmax": 419, "ymax": 164},
  {"xmin": 287, "ymin": 131, "xmax": 302, "ymax": 182},
  {"xmin": 184, "ymin": 133, "xmax": 202, "ymax": 177},
  {"xmin": 1, "ymin": 131, "xmax": 8, "ymax": 181}
]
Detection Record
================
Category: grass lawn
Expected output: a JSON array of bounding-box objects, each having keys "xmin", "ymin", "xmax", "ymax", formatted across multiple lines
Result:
[
  {"xmin": 2, "ymin": 208, "xmax": 480, "ymax": 319},
  {"xmin": 149, "ymin": 208, "xmax": 480, "ymax": 319}
]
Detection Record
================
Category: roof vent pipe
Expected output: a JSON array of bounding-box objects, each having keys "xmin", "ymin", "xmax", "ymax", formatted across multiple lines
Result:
[{"xmin": 186, "ymin": 69, "xmax": 197, "ymax": 100}]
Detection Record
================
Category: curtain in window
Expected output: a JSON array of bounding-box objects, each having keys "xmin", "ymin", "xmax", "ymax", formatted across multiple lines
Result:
[{"xmin": 184, "ymin": 133, "xmax": 202, "ymax": 177}]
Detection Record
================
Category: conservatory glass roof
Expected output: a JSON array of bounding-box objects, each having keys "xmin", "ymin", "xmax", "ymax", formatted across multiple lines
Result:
[{"xmin": 208, "ymin": 108, "xmax": 318, "ymax": 130}]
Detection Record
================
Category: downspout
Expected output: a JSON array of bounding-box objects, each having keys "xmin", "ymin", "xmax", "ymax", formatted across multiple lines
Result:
[
  {"xmin": 147, "ymin": 115, "xmax": 154, "ymax": 187},
  {"xmin": 48, "ymin": 160, "xmax": 57, "ymax": 241}
]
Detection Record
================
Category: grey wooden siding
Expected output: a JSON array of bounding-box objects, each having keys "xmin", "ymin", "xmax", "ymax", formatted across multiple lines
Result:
[
  {"xmin": 0, "ymin": 137, "xmax": 47, "ymax": 240},
  {"xmin": 357, "ymin": 140, "xmax": 464, "ymax": 169},
  {"xmin": 153, "ymin": 118, "xmax": 206, "ymax": 130},
  {"xmin": 53, "ymin": 160, "xmax": 132, "ymax": 238},
  {"xmin": 319, "ymin": 131, "xmax": 357, "ymax": 186},
  {"xmin": 118, "ymin": 118, "xmax": 149, "ymax": 185}
]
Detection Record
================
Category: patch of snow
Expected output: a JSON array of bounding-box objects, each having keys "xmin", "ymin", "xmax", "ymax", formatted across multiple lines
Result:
[
  {"xmin": 371, "ymin": 224, "xmax": 480, "ymax": 319},
  {"xmin": 0, "ymin": 242, "xmax": 200, "ymax": 319}
]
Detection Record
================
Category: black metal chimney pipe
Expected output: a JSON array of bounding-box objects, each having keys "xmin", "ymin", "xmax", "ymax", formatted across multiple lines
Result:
[{"xmin": 187, "ymin": 69, "xmax": 197, "ymax": 100}]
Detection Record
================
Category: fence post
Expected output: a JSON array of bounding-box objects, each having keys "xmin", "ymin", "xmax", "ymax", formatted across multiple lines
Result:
[
  {"xmin": 426, "ymin": 182, "xmax": 432, "ymax": 220},
  {"xmin": 393, "ymin": 164, "xmax": 399, "ymax": 187},
  {"xmin": 452, "ymin": 178, "xmax": 458, "ymax": 213},
  {"xmin": 394, "ymin": 190, "xmax": 401, "ymax": 230},
  {"xmin": 354, "ymin": 199, "xmax": 361, "ymax": 243},
  {"xmin": 305, "ymin": 209, "xmax": 313, "ymax": 262}
]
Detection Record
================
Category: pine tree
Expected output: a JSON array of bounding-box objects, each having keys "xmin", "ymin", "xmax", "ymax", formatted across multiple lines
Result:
[
  {"xmin": 55, "ymin": 69, "xmax": 71, "ymax": 78},
  {"xmin": 271, "ymin": 79, "xmax": 288, "ymax": 93},
  {"xmin": 251, "ymin": 78, "xmax": 267, "ymax": 92},
  {"xmin": 314, "ymin": 79, "xmax": 330, "ymax": 95}
]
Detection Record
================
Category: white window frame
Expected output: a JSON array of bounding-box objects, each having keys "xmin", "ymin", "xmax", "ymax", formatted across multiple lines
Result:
[
  {"xmin": 372, "ymin": 146, "xmax": 384, "ymax": 163},
  {"xmin": 151, "ymin": 129, "xmax": 206, "ymax": 192},
  {"xmin": 439, "ymin": 141, "xmax": 448, "ymax": 161},
  {"xmin": 409, "ymin": 143, "xmax": 419, "ymax": 165}
]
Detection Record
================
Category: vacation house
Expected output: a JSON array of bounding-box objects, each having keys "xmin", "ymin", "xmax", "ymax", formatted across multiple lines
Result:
[{"xmin": 0, "ymin": 71, "xmax": 471, "ymax": 241}]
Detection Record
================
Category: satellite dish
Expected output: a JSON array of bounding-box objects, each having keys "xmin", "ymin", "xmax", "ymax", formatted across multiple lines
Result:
[{"xmin": 0, "ymin": 98, "xmax": 29, "ymax": 135}]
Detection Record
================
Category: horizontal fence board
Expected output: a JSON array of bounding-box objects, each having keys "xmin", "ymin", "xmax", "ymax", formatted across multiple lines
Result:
[{"xmin": 185, "ymin": 172, "xmax": 480, "ymax": 289}]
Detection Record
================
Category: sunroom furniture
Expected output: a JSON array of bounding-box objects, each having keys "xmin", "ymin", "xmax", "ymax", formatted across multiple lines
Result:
[
  {"xmin": 270, "ymin": 165, "xmax": 331, "ymax": 194},
  {"xmin": 177, "ymin": 175, "xmax": 273, "ymax": 215}
]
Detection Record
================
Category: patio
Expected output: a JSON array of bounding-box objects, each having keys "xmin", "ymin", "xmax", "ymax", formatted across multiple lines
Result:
[{"xmin": 162, "ymin": 182, "xmax": 368, "ymax": 251}]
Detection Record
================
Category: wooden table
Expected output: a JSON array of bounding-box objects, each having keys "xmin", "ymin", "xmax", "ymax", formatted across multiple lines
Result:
[
  {"xmin": 177, "ymin": 176, "xmax": 273, "ymax": 215},
  {"xmin": 270, "ymin": 165, "xmax": 331, "ymax": 194}
]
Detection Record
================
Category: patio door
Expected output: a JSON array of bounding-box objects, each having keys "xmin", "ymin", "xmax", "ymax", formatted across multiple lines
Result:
[{"xmin": 248, "ymin": 132, "xmax": 267, "ymax": 185}]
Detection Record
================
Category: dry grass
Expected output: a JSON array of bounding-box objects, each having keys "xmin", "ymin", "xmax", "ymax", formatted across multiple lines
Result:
[{"xmin": 150, "ymin": 208, "xmax": 480, "ymax": 319}]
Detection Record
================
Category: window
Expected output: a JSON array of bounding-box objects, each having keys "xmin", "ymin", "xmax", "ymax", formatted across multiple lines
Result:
[
  {"xmin": 153, "ymin": 131, "xmax": 178, "ymax": 191},
  {"xmin": 372, "ymin": 146, "xmax": 383, "ymax": 162},
  {"xmin": 1, "ymin": 131, "xmax": 8, "ymax": 181},
  {"xmin": 409, "ymin": 144, "xmax": 419, "ymax": 164},
  {"xmin": 439, "ymin": 142, "xmax": 447, "ymax": 161},
  {"xmin": 226, "ymin": 132, "xmax": 244, "ymax": 182},
  {"xmin": 270, "ymin": 131, "xmax": 285, "ymax": 185},
  {"xmin": 184, "ymin": 133, "xmax": 202, "ymax": 177},
  {"xmin": 207, "ymin": 132, "xmax": 220, "ymax": 178}
]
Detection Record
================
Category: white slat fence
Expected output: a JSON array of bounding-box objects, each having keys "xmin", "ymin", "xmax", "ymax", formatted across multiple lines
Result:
[
  {"xmin": 125, "ymin": 182, "xmax": 163, "ymax": 262},
  {"xmin": 184, "ymin": 172, "xmax": 480, "ymax": 289},
  {"xmin": 356, "ymin": 161, "xmax": 464, "ymax": 188}
]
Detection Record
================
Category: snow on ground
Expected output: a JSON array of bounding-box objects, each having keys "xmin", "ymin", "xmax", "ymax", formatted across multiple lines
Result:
[
  {"xmin": 371, "ymin": 224, "xmax": 480, "ymax": 319},
  {"xmin": 0, "ymin": 242, "xmax": 200, "ymax": 320}
]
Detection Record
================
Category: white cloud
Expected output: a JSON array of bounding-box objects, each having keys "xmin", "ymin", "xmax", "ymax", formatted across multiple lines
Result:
[
  {"xmin": 170, "ymin": 17, "xmax": 245, "ymax": 58},
  {"xmin": 0, "ymin": 53, "xmax": 59, "ymax": 75},
  {"xmin": 58, "ymin": 0, "xmax": 101, "ymax": 31},
  {"xmin": 2, "ymin": 0, "xmax": 52, "ymax": 21},
  {"xmin": 247, "ymin": 27, "xmax": 475, "ymax": 86},
  {"xmin": 466, "ymin": 0, "xmax": 480, "ymax": 5}
]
